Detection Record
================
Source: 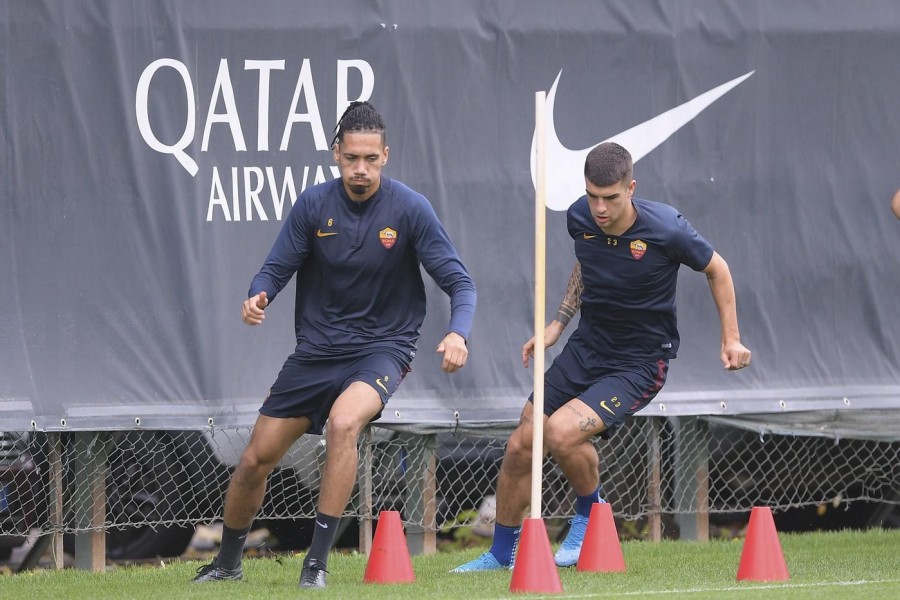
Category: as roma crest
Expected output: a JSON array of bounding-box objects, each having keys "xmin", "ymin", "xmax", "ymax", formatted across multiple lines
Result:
[
  {"xmin": 379, "ymin": 227, "xmax": 398, "ymax": 249},
  {"xmin": 630, "ymin": 239, "xmax": 647, "ymax": 260}
]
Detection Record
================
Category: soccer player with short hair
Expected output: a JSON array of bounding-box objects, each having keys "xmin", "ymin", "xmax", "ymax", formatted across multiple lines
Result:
[{"xmin": 453, "ymin": 142, "xmax": 750, "ymax": 572}]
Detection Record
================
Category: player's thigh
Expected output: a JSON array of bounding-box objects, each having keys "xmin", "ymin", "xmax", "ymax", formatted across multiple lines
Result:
[
  {"xmin": 328, "ymin": 380, "xmax": 385, "ymax": 433},
  {"xmin": 329, "ymin": 351, "xmax": 410, "ymax": 431},
  {"xmin": 244, "ymin": 413, "xmax": 312, "ymax": 467},
  {"xmin": 581, "ymin": 359, "xmax": 668, "ymax": 437},
  {"xmin": 506, "ymin": 401, "xmax": 541, "ymax": 458},
  {"xmin": 546, "ymin": 398, "xmax": 606, "ymax": 448}
]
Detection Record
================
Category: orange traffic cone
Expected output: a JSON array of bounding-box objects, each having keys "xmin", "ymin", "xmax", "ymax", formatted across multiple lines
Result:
[
  {"xmin": 363, "ymin": 510, "xmax": 415, "ymax": 584},
  {"xmin": 509, "ymin": 518, "xmax": 563, "ymax": 594},
  {"xmin": 576, "ymin": 502, "xmax": 626, "ymax": 572},
  {"xmin": 736, "ymin": 506, "xmax": 789, "ymax": 581}
]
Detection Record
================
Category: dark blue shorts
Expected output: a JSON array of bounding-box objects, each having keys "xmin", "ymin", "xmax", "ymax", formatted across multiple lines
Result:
[
  {"xmin": 529, "ymin": 332, "xmax": 668, "ymax": 438},
  {"xmin": 259, "ymin": 349, "xmax": 410, "ymax": 435}
]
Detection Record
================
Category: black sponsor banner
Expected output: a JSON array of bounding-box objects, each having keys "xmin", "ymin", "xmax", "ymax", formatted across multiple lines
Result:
[{"xmin": 2, "ymin": 1, "xmax": 899, "ymax": 430}]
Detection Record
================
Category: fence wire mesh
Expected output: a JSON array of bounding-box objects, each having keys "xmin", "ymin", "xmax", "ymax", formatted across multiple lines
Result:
[{"xmin": 1, "ymin": 416, "xmax": 898, "ymax": 560}]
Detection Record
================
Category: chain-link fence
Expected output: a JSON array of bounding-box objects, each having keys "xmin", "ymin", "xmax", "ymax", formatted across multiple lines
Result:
[{"xmin": 1, "ymin": 416, "xmax": 898, "ymax": 561}]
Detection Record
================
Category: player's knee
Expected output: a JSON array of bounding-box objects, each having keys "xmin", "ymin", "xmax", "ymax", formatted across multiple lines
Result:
[
  {"xmin": 324, "ymin": 413, "xmax": 364, "ymax": 441},
  {"xmin": 543, "ymin": 426, "xmax": 568, "ymax": 457},
  {"xmin": 544, "ymin": 423, "xmax": 584, "ymax": 458},
  {"xmin": 504, "ymin": 428, "xmax": 533, "ymax": 465},
  {"xmin": 235, "ymin": 448, "xmax": 276, "ymax": 480}
]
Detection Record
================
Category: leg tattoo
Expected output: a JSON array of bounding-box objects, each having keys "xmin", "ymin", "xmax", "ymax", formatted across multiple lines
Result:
[{"xmin": 565, "ymin": 404, "xmax": 597, "ymax": 432}]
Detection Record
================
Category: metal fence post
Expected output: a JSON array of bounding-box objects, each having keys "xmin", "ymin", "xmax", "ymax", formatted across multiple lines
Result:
[
  {"xmin": 357, "ymin": 427, "xmax": 374, "ymax": 554},
  {"xmin": 70, "ymin": 432, "xmax": 108, "ymax": 571},
  {"xmin": 399, "ymin": 432, "xmax": 437, "ymax": 555},
  {"xmin": 647, "ymin": 417, "xmax": 662, "ymax": 541},
  {"xmin": 50, "ymin": 432, "xmax": 65, "ymax": 569},
  {"xmin": 672, "ymin": 416, "xmax": 710, "ymax": 541}
]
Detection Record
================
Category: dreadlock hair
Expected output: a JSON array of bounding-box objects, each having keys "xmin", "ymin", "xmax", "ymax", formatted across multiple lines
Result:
[
  {"xmin": 331, "ymin": 101, "xmax": 386, "ymax": 148},
  {"xmin": 584, "ymin": 142, "xmax": 633, "ymax": 187}
]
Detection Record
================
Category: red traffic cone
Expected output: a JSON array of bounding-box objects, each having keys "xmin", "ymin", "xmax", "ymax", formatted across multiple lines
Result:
[
  {"xmin": 509, "ymin": 518, "xmax": 563, "ymax": 594},
  {"xmin": 736, "ymin": 506, "xmax": 789, "ymax": 582},
  {"xmin": 576, "ymin": 502, "xmax": 625, "ymax": 572},
  {"xmin": 363, "ymin": 510, "xmax": 415, "ymax": 584}
]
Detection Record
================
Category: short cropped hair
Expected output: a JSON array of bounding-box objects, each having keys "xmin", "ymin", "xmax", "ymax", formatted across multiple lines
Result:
[
  {"xmin": 331, "ymin": 101, "xmax": 386, "ymax": 147},
  {"xmin": 584, "ymin": 142, "xmax": 633, "ymax": 187}
]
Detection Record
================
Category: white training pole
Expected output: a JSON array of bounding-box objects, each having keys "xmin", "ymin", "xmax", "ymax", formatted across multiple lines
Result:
[{"xmin": 531, "ymin": 91, "xmax": 547, "ymax": 519}]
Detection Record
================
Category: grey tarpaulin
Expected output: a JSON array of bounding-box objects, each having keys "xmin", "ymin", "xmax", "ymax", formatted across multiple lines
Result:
[
  {"xmin": 2, "ymin": 1, "xmax": 899, "ymax": 432},
  {"xmin": 707, "ymin": 410, "xmax": 900, "ymax": 443}
]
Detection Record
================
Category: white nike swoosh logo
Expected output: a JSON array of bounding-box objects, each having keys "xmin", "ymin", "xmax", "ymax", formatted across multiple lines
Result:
[
  {"xmin": 531, "ymin": 69, "xmax": 755, "ymax": 211},
  {"xmin": 316, "ymin": 520, "xmax": 328, "ymax": 529}
]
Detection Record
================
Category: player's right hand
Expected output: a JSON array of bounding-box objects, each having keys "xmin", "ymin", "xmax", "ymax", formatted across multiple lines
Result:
[
  {"xmin": 522, "ymin": 321, "xmax": 564, "ymax": 368},
  {"xmin": 242, "ymin": 291, "xmax": 268, "ymax": 325}
]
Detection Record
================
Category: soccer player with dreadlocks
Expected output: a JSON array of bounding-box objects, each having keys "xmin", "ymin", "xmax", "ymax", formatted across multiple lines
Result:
[{"xmin": 194, "ymin": 101, "xmax": 476, "ymax": 588}]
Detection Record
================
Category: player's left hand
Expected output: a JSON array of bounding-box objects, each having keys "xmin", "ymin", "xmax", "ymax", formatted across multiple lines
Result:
[
  {"xmin": 437, "ymin": 332, "xmax": 468, "ymax": 373},
  {"xmin": 722, "ymin": 341, "xmax": 752, "ymax": 371}
]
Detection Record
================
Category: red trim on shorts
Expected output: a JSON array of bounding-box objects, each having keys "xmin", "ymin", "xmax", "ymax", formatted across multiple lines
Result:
[
  {"xmin": 630, "ymin": 359, "xmax": 667, "ymax": 410},
  {"xmin": 642, "ymin": 358, "xmax": 666, "ymax": 398}
]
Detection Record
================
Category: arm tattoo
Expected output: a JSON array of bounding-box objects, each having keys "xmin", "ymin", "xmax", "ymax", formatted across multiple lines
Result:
[{"xmin": 554, "ymin": 262, "xmax": 583, "ymax": 327}]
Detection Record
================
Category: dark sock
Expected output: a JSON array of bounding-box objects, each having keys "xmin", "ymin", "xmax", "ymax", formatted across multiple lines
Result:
[
  {"xmin": 217, "ymin": 524, "xmax": 251, "ymax": 569},
  {"xmin": 488, "ymin": 522, "xmax": 521, "ymax": 566},
  {"xmin": 575, "ymin": 485, "xmax": 605, "ymax": 518},
  {"xmin": 304, "ymin": 512, "xmax": 341, "ymax": 568}
]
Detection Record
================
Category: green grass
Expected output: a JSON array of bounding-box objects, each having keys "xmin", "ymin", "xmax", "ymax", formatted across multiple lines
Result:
[{"xmin": 2, "ymin": 529, "xmax": 898, "ymax": 599}]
